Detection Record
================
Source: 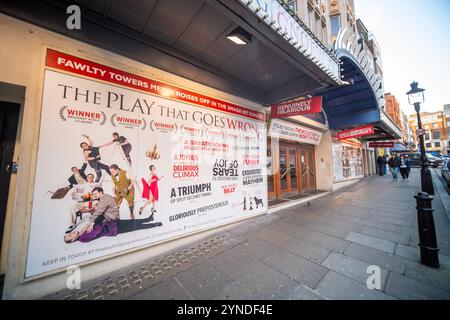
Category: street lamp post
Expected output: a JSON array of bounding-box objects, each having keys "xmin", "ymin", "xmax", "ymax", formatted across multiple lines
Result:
[
  {"xmin": 407, "ymin": 81, "xmax": 439, "ymax": 268},
  {"xmin": 406, "ymin": 81, "xmax": 434, "ymax": 195}
]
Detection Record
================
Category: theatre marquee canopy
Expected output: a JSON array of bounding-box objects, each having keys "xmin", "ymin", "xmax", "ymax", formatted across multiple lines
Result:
[
  {"xmin": 320, "ymin": 28, "xmax": 402, "ymax": 141},
  {"xmin": 0, "ymin": 0, "xmax": 342, "ymax": 106}
]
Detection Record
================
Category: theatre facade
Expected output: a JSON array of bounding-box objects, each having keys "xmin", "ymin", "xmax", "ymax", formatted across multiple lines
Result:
[{"xmin": 0, "ymin": 0, "xmax": 400, "ymax": 299}]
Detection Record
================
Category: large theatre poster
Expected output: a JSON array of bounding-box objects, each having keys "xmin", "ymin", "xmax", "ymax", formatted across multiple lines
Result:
[{"xmin": 25, "ymin": 49, "xmax": 267, "ymax": 277}]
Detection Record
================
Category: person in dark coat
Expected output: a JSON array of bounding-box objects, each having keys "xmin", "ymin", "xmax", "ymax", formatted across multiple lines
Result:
[
  {"xmin": 376, "ymin": 156, "xmax": 384, "ymax": 176},
  {"xmin": 388, "ymin": 154, "xmax": 401, "ymax": 180}
]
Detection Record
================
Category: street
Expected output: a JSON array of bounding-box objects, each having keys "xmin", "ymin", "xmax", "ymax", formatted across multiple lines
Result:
[{"xmin": 51, "ymin": 168, "xmax": 450, "ymax": 300}]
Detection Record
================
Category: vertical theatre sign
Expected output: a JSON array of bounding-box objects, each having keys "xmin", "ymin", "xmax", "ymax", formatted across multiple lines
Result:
[
  {"xmin": 238, "ymin": 0, "xmax": 340, "ymax": 80},
  {"xmin": 25, "ymin": 49, "xmax": 267, "ymax": 277}
]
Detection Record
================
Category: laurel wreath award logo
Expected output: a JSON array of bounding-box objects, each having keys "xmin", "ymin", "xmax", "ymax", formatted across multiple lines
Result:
[
  {"xmin": 59, "ymin": 106, "xmax": 68, "ymax": 121},
  {"xmin": 110, "ymin": 113, "xmax": 117, "ymax": 127},
  {"xmin": 99, "ymin": 111, "xmax": 107, "ymax": 126}
]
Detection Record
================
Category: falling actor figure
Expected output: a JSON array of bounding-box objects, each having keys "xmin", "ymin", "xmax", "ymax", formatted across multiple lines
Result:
[
  {"xmin": 139, "ymin": 165, "xmax": 163, "ymax": 222},
  {"xmin": 101, "ymin": 132, "xmax": 133, "ymax": 166},
  {"xmin": 80, "ymin": 134, "xmax": 111, "ymax": 182}
]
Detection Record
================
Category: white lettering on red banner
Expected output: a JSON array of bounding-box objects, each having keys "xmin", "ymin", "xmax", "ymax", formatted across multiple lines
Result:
[
  {"xmin": 268, "ymin": 119, "xmax": 323, "ymax": 145},
  {"xmin": 369, "ymin": 142, "xmax": 395, "ymax": 148},
  {"xmin": 271, "ymin": 96, "xmax": 322, "ymax": 118},
  {"xmin": 337, "ymin": 125, "xmax": 375, "ymax": 141},
  {"xmin": 46, "ymin": 49, "xmax": 265, "ymax": 122}
]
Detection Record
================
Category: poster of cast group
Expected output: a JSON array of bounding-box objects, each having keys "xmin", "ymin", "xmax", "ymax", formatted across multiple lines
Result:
[
  {"xmin": 25, "ymin": 50, "xmax": 267, "ymax": 277},
  {"xmin": 332, "ymin": 142, "xmax": 364, "ymax": 182}
]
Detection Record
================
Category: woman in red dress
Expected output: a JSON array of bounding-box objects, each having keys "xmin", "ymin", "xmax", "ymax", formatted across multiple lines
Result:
[{"xmin": 139, "ymin": 165, "xmax": 163, "ymax": 220}]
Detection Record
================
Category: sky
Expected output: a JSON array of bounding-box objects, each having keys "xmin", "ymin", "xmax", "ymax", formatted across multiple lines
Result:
[{"xmin": 355, "ymin": 0, "xmax": 450, "ymax": 115}]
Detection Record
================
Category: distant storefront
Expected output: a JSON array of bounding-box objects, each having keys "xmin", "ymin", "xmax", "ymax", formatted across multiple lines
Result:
[{"xmin": 332, "ymin": 138, "xmax": 364, "ymax": 182}]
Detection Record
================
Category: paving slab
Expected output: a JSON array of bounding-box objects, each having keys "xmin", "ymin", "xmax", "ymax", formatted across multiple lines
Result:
[
  {"xmin": 265, "ymin": 250, "xmax": 329, "ymax": 288},
  {"xmin": 175, "ymin": 262, "xmax": 234, "ymax": 300},
  {"xmin": 303, "ymin": 222, "xmax": 351, "ymax": 238},
  {"xmin": 321, "ymin": 252, "xmax": 389, "ymax": 290},
  {"xmin": 253, "ymin": 226, "xmax": 292, "ymax": 248},
  {"xmin": 302, "ymin": 231, "xmax": 351, "ymax": 253},
  {"xmin": 128, "ymin": 277, "xmax": 192, "ymax": 300},
  {"xmin": 315, "ymin": 271, "xmax": 396, "ymax": 300},
  {"xmin": 345, "ymin": 232, "xmax": 396, "ymax": 254},
  {"xmin": 289, "ymin": 284, "xmax": 326, "ymax": 300},
  {"xmin": 403, "ymin": 260, "xmax": 450, "ymax": 292},
  {"xmin": 282, "ymin": 237, "xmax": 331, "ymax": 264},
  {"xmin": 344, "ymin": 243, "xmax": 406, "ymax": 274},
  {"xmin": 214, "ymin": 259, "xmax": 300, "ymax": 300},
  {"xmin": 359, "ymin": 226, "xmax": 410, "ymax": 245},
  {"xmin": 385, "ymin": 272, "xmax": 450, "ymax": 300}
]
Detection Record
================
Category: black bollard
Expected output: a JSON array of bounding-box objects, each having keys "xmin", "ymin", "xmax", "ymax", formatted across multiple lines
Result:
[{"xmin": 414, "ymin": 192, "xmax": 439, "ymax": 268}]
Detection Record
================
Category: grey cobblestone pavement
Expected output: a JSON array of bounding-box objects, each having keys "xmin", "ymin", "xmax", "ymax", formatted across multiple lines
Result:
[{"xmin": 48, "ymin": 168, "xmax": 450, "ymax": 300}]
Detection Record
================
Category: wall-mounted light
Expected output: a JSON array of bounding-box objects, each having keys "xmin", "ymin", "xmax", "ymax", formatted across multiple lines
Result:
[{"xmin": 227, "ymin": 27, "xmax": 253, "ymax": 45}]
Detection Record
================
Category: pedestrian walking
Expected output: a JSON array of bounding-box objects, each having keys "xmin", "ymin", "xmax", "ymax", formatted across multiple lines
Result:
[
  {"xmin": 377, "ymin": 156, "xmax": 384, "ymax": 176},
  {"xmin": 399, "ymin": 154, "xmax": 411, "ymax": 180},
  {"xmin": 404, "ymin": 154, "xmax": 411, "ymax": 180},
  {"xmin": 388, "ymin": 154, "xmax": 401, "ymax": 180},
  {"xmin": 383, "ymin": 154, "xmax": 389, "ymax": 175}
]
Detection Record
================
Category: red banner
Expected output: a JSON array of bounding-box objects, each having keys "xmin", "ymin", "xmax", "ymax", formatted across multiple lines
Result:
[
  {"xmin": 337, "ymin": 125, "xmax": 375, "ymax": 141},
  {"xmin": 271, "ymin": 96, "xmax": 322, "ymax": 118},
  {"xmin": 45, "ymin": 49, "xmax": 265, "ymax": 121},
  {"xmin": 369, "ymin": 142, "xmax": 395, "ymax": 148}
]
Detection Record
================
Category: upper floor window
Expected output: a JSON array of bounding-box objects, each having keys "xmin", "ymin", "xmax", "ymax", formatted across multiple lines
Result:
[
  {"xmin": 330, "ymin": 15, "xmax": 340, "ymax": 35},
  {"xmin": 433, "ymin": 131, "xmax": 440, "ymax": 140},
  {"xmin": 435, "ymin": 142, "xmax": 441, "ymax": 148},
  {"xmin": 433, "ymin": 123, "xmax": 439, "ymax": 129},
  {"xmin": 285, "ymin": 0, "xmax": 297, "ymax": 13}
]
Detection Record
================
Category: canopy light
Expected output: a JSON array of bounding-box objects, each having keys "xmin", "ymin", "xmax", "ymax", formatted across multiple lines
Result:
[{"xmin": 227, "ymin": 27, "xmax": 253, "ymax": 45}]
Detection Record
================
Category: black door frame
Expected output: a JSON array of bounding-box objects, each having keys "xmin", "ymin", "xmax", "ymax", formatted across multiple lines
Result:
[{"xmin": 0, "ymin": 102, "xmax": 20, "ymax": 258}]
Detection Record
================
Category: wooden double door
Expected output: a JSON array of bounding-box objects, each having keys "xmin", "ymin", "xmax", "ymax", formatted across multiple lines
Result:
[{"xmin": 269, "ymin": 141, "xmax": 316, "ymax": 199}]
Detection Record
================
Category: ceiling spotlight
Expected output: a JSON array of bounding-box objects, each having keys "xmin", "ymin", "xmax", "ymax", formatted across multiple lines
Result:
[{"xmin": 227, "ymin": 27, "xmax": 253, "ymax": 45}]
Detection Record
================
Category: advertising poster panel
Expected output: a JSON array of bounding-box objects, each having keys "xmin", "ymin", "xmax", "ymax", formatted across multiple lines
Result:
[{"xmin": 25, "ymin": 49, "xmax": 267, "ymax": 277}]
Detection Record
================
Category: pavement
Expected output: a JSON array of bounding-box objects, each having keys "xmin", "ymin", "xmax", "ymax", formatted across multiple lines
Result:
[{"xmin": 51, "ymin": 168, "xmax": 450, "ymax": 300}]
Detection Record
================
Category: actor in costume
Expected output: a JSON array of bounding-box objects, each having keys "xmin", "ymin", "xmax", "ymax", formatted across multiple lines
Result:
[
  {"xmin": 78, "ymin": 187, "xmax": 120, "ymax": 243},
  {"xmin": 65, "ymin": 173, "xmax": 101, "ymax": 234},
  {"xmin": 110, "ymin": 164, "xmax": 135, "ymax": 219},
  {"xmin": 139, "ymin": 165, "xmax": 163, "ymax": 222},
  {"xmin": 100, "ymin": 132, "xmax": 133, "ymax": 166},
  {"xmin": 80, "ymin": 134, "xmax": 111, "ymax": 182}
]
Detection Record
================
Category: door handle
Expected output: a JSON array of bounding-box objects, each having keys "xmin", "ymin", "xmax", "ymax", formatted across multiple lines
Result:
[
  {"xmin": 302, "ymin": 168, "xmax": 314, "ymax": 177},
  {"xmin": 6, "ymin": 162, "xmax": 18, "ymax": 173}
]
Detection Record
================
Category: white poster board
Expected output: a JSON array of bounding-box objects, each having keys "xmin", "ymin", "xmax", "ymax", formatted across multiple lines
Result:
[{"xmin": 25, "ymin": 50, "xmax": 267, "ymax": 277}]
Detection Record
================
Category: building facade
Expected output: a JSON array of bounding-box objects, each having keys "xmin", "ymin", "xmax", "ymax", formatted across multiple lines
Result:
[
  {"xmin": 444, "ymin": 104, "xmax": 450, "ymax": 155},
  {"xmin": 408, "ymin": 111, "xmax": 448, "ymax": 156},
  {"xmin": 0, "ymin": 0, "xmax": 399, "ymax": 299},
  {"xmin": 385, "ymin": 93, "xmax": 403, "ymax": 132}
]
